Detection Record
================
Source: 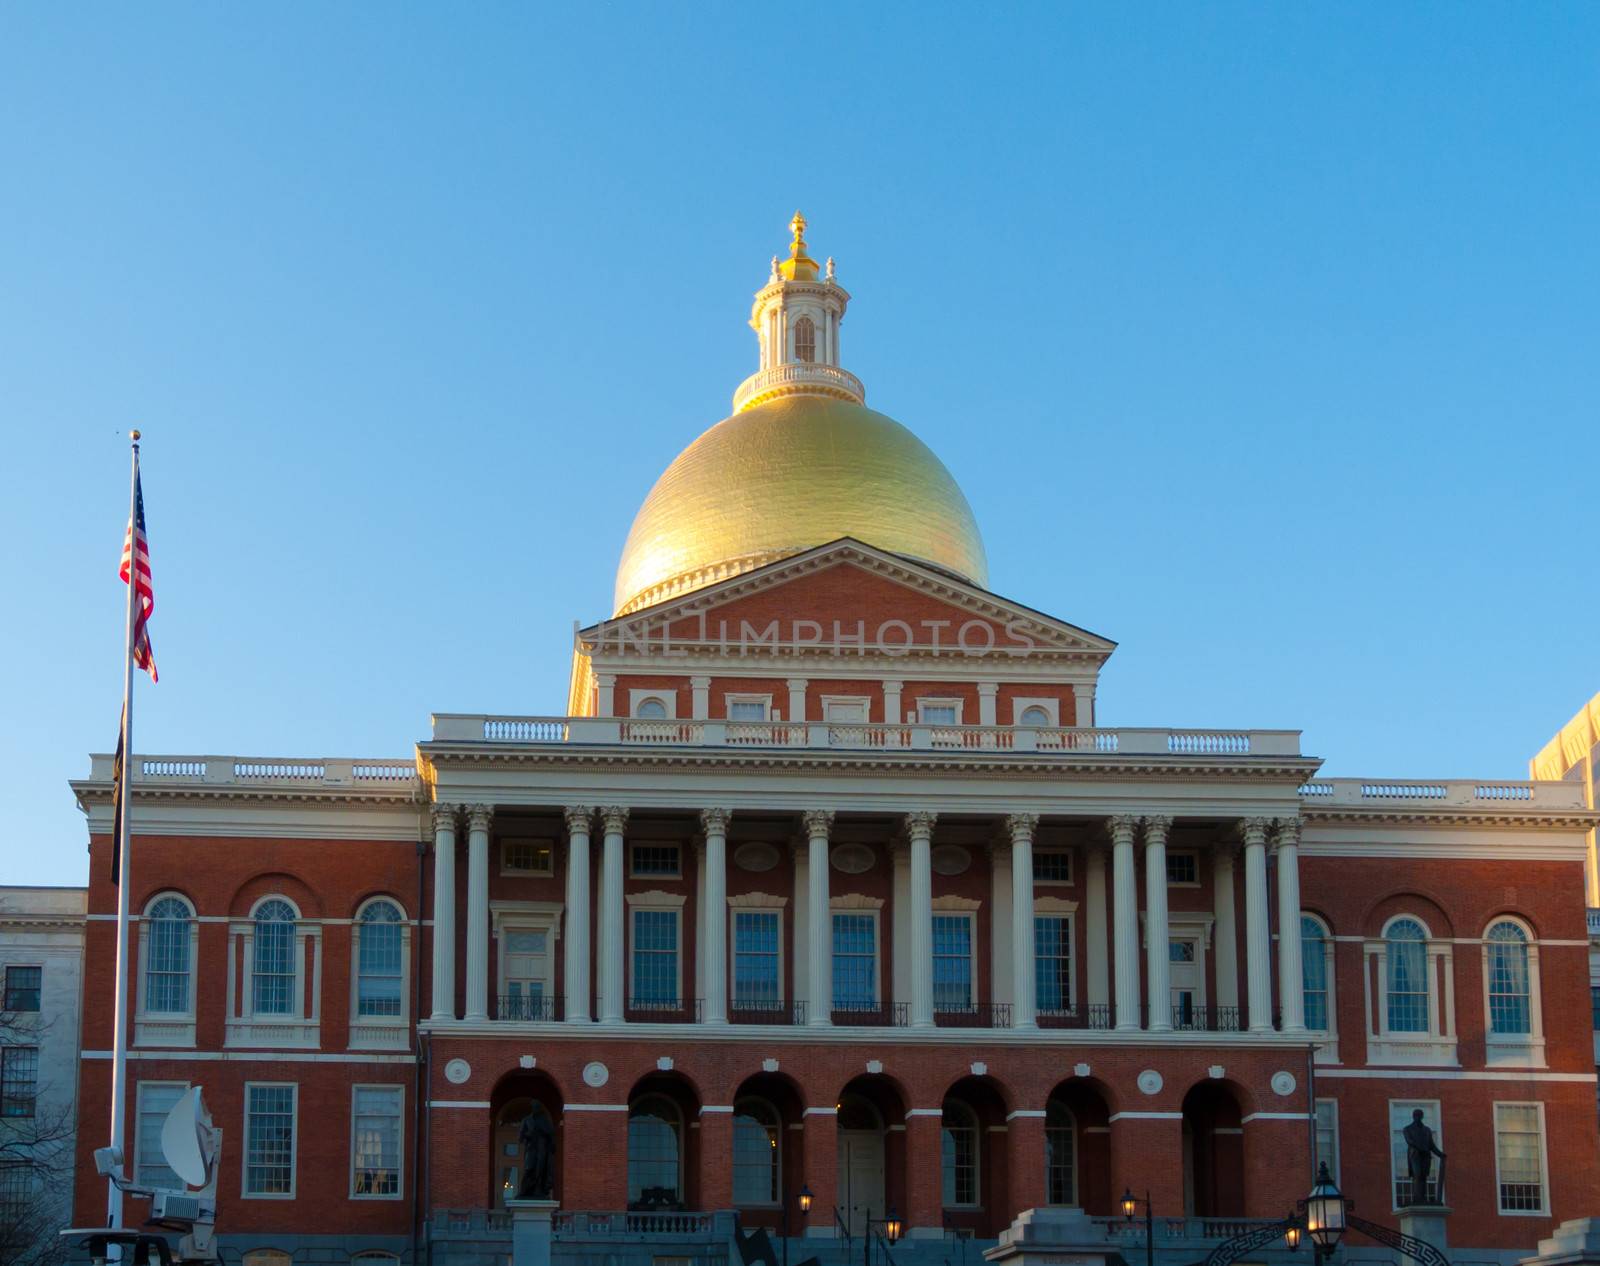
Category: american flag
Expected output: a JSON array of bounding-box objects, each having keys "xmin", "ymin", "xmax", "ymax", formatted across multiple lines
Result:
[{"xmin": 120, "ymin": 470, "xmax": 157, "ymax": 683}]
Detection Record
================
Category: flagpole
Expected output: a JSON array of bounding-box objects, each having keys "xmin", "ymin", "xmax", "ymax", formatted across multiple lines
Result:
[{"xmin": 107, "ymin": 429, "xmax": 141, "ymax": 1231}]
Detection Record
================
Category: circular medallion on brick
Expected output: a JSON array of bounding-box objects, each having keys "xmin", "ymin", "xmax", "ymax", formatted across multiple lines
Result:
[
  {"xmin": 931, "ymin": 844, "xmax": 971, "ymax": 876},
  {"xmin": 1271, "ymin": 1071, "xmax": 1296, "ymax": 1097},
  {"xmin": 1137, "ymin": 1069, "xmax": 1163, "ymax": 1096},
  {"xmin": 734, "ymin": 842, "xmax": 780, "ymax": 873},
  {"xmin": 444, "ymin": 1058, "xmax": 471, "ymax": 1085},
  {"xmin": 582, "ymin": 1061, "xmax": 610, "ymax": 1088},
  {"xmin": 831, "ymin": 843, "xmax": 874, "ymax": 874}
]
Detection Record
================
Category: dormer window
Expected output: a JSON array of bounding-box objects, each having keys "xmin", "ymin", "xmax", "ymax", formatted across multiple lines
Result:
[{"xmin": 793, "ymin": 316, "xmax": 816, "ymax": 363}]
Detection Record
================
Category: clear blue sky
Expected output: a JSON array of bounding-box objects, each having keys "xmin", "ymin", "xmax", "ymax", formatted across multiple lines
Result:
[{"xmin": 2, "ymin": 6, "xmax": 1596, "ymax": 887}]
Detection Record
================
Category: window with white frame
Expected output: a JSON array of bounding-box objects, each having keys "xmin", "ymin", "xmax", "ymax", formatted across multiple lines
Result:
[
  {"xmin": 1494, "ymin": 1103, "xmax": 1546, "ymax": 1214},
  {"xmin": 726, "ymin": 695, "xmax": 771, "ymax": 722},
  {"xmin": 244, "ymin": 1083, "xmax": 297, "ymax": 1197},
  {"xmin": 793, "ymin": 315, "xmax": 816, "ymax": 363},
  {"xmin": 1486, "ymin": 920, "xmax": 1533, "ymax": 1035},
  {"xmin": 1314, "ymin": 1099, "xmax": 1340, "ymax": 1183},
  {"xmin": 1164, "ymin": 850, "xmax": 1199, "ymax": 886},
  {"xmin": 3, "ymin": 967, "xmax": 40, "ymax": 1013},
  {"xmin": 918, "ymin": 699, "xmax": 961, "ymax": 725},
  {"xmin": 143, "ymin": 895, "xmax": 194, "ymax": 1016},
  {"xmin": 1044, "ymin": 1099, "xmax": 1076, "ymax": 1205},
  {"xmin": 1034, "ymin": 850, "xmax": 1072, "ymax": 884},
  {"xmin": 1016, "ymin": 702, "xmax": 1056, "ymax": 727},
  {"xmin": 491, "ymin": 904, "xmax": 561, "ymax": 1020},
  {"xmin": 1034, "ymin": 915, "xmax": 1072, "ymax": 1014},
  {"xmin": 634, "ymin": 697, "xmax": 670, "ymax": 719},
  {"xmin": 822, "ymin": 697, "xmax": 869, "ymax": 723},
  {"xmin": 731, "ymin": 1098, "xmax": 781, "ymax": 1206},
  {"xmin": 630, "ymin": 906, "xmax": 681, "ymax": 1007},
  {"xmin": 1385, "ymin": 918, "xmax": 1431, "ymax": 1034},
  {"xmin": 1302, "ymin": 915, "xmax": 1332, "ymax": 1033},
  {"xmin": 1388, "ymin": 1101, "xmax": 1441, "ymax": 1207},
  {"xmin": 630, "ymin": 844, "xmax": 681, "ymax": 878},
  {"xmin": 136, "ymin": 1082, "xmax": 188, "ymax": 1187},
  {"xmin": 252, "ymin": 899, "xmax": 299, "ymax": 1017},
  {"xmin": 941, "ymin": 1099, "xmax": 980, "ymax": 1208},
  {"xmin": 732, "ymin": 910, "xmax": 782, "ymax": 1012},
  {"xmin": 832, "ymin": 912, "xmax": 878, "ymax": 1010},
  {"xmin": 351, "ymin": 1085, "xmax": 403, "ymax": 1198},
  {"xmin": 355, "ymin": 900, "xmax": 404, "ymax": 1020},
  {"xmin": 932, "ymin": 914, "xmax": 974, "ymax": 1012},
  {"xmin": 501, "ymin": 840, "xmax": 554, "ymax": 876},
  {"xmin": 1, "ymin": 1047, "xmax": 37, "ymax": 1117}
]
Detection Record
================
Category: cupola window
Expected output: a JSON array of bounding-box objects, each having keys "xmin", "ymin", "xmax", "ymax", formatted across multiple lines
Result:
[{"xmin": 793, "ymin": 316, "xmax": 816, "ymax": 363}]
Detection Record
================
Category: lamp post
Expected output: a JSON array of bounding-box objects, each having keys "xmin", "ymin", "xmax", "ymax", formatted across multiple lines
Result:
[
  {"xmin": 1302, "ymin": 1163, "xmax": 1349, "ymax": 1262},
  {"xmin": 1121, "ymin": 1189, "xmax": 1153, "ymax": 1266},
  {"xmin": 781, "ymin": 1184, "xmax": 813, "ymax": 1266},
  {"xmin": 864, "ymin": 1207, "xmax": 903, "ymax": 1266}
]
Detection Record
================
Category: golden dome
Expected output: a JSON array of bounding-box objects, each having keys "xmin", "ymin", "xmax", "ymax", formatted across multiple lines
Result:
[{"xmin": 614, "ymin": 394, "xmax": 988, "ymax": 615}]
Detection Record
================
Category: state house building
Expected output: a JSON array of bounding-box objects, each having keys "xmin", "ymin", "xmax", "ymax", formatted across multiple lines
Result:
[{"xmin": 71, "ymin": 219, "xmax": 1600, "ymax": 1266}]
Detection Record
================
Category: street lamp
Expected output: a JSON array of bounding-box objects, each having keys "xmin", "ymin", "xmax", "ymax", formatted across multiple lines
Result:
[
  {"xmin": 782, "ymin": 1183, "xmax": 814, "ymax": 1266},
  {"xmin": 1302, "ymin": 1163, "xmax": 1349, "ymax": 1260},
  {"xmin": 864, "ymin": 1208, "xmax": 903, "ymax": 1266},
  {"xmin": 1284, "ymin": 1215, "xmax": 1303, "ymax": 1252},
  {"xmin": 1121, "ymin": 1189, "xmax": 1153, "ymax": 1266},
  {"xmin": 799, "ymin": 1184, "xmax": 813, "ymax": 1216}
]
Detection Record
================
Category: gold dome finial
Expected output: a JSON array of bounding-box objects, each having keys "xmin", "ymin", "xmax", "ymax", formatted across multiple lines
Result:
[{"xmin": 778, "ymin": 210, "xmax": 820, "ymax": 281}]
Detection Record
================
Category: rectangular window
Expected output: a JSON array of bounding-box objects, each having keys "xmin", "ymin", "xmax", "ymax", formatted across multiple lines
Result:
[
  {"xmin": 932, "ymin": 915, "xmax": 974, "ymax": 1012},
  {"xmin": 1034, "ymin": 916, "xmax": 1072, "ymax": 1013},
  {"xmin": 1164, "ymin": 851, "xmax": 1199, "ymax": 885},
  {"xmin": 824, "ymin": 698, "xmax": 869, "ymax": 723},
  {"xmin": 832, "ymin": 913, "xmax": 878, "ymax": 1009},
  {"xmin": 629, "ymin": 844, "xmax": 681, "ymax": 878},
  {"xmin": 1387, "ymin": 940, "xmax": 1430, "ymax": 1033},
  {"xmin": 732, "ymin": 911, "xmax": 781, "ymax": 1010},
  {"xmin": 920, "ymin": 702, "xmax": 959, "ymax": 725},
  {"xmin": 0, "ymin": 1048, "xmax": 37, "ymax": 1118},
  {"xmin": 1314, "ymin": 1100, "xmax": 1340, "ymax": 1183},
  {"xmin": 727, "ymin": 697, "xmax": 769, "ymax": 721},
  {"xmin": 1388, "ymin": 1100, "xmax": 1441, "ymax": 1207},
  {"xmin": 501, "ymin": 840, "xmax": 553, "ymax": 875},
  {"xmin": 0, "ymin": 1163, "xmax": 27, "ymax": 1217},
  {"xmin": 136, "ymin": 1082, "xmax": 188, "ymax": 1187},
  {"xmin": 352, "ymin": 1086, "xmax": 403, "ymax": 1198},
  {"xmin": 253, "ymin": 923, "xmax": 296, "ymax": 1017},
  {"xmin": 1495, "ymin": 1103, "xmax": 1546, "ymax": 1214},
  {"xmin": 3, "ymin": 967, "xmax": 41, "ymax": 1013},
  {"xmin": 244, "ymin": 1084, "xmax": 297, "ymax": 1197},
  {"xmin": 1034, "ymin": 851, "xmax": 1072, "ymax": 884},
  {"xmin": 501, "ymin": 929, "xmax": 551, "ymax": 1019},
  {"xmin": 631, "ymin": 909, "xmax": 679, "ymax": 1006}
]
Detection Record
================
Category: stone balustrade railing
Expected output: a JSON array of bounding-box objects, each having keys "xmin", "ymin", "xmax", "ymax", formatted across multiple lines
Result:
[
  {"xmin": 432, "ymin": 714, "xmax": 1304, "ymax": 757},
  {"xmin": 731, "ymin": 362, "xmax": 866, "ymax": 410},
  {"xmin": 1298, "ymin": 778, "xmax": 1585, "ymax": 809},
  {"xmin": 85, "ymin": 753, "xmax": 417, "ymax": 788}
]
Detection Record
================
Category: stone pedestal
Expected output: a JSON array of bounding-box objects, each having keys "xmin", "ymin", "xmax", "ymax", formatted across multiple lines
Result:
[
  {"xmin": 1520, "ymin": 1218, "xmax": 1600, "ymax": 1266},
  {"xmin": 1397, "ymin": 1205, "xmax": 1451, "ymax": 1257},
  {"xmin": 505, "ymin": 1199, "xmax": 558, "ymax": 1266},
  {"xmin": 984, "ymin": 1207, "xmax": 1120, "ymax": 1266}
]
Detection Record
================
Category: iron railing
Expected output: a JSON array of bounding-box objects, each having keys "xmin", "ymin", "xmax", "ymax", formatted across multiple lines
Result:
[
  {"xmin": 935, "ymin": 1002, "xmax": 1012, "ymax": 1029},
  {"xmin": 1038, "ymin": 1003, "xmax": 1114, "ymax": 1030},
  {"xmin": 625, "ymin": 997, "xmax": 703, "ymax": 1022},
  {"xmin": 831, "ymin": 1000, "xmax": 910, "ymax": 1026},
  {"xmin": 1171, "ymin": 1004, "xmax": 1244, "ymax": 1032},
  {"xmin": 493, "ymin": 994, "xmax": 563, "ymax": 1022},
  {"xmin": 730, "ymin": 998, "xmax": 807, "ymax": 1025}
]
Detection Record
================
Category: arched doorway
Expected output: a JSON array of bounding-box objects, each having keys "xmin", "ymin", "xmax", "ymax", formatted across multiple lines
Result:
[
  {"xmin": 941, "ymin": 1075, "xmax": 1009, "ymax": 1237},
  {"xmin": 730, "ymin": 1072, "xmax": 805, "ymax": 1231},
  {"xmin": 489, "ymin": 1070, "xmax": 564, "ymax": 1207},
  {"xmin": 835, "ymin": 1074, "xmax": 906, "ymax": 1237},
  {"xmin": 1181, "ymin": 1082, "xmax": 1244, "ymax": 1216},
  {"xmin": 626, "ymin": 1072, "xmax": 702, "ymax": 1211},
  {"xmin": 1043, "ymin": 1077, "xmax": 1112, "ymax": 1214}
]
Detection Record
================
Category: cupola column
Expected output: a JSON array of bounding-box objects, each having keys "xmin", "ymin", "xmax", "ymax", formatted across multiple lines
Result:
[
  {"xmin": 1110, "ymin": 815, "xmax": 1141, "ymax": 1030},
  {"xmin": 599, "ymin": 806, "xmax": 629, "ymax": 1023},
  {"xmin": 1241, "ymin": 818, "xmax": 1273, "ymax": 1032},
  {"xmin": 429, "ymin": 804, "xmax": 458, "ymax": 1021},
  {"xmin": 563, "ymin": 806, "xmax": 594, "ymax": 1023},
  {"xmin": 464, "ymin": 804, "xmax": 493, "ymax": 1022},
  {"xmin": 1275, "ymin": 818, "xmax": 1306, "ymax": 1033},
  {"xmin": 1143, "ymin": 816, "xmax": 1173, "ymax": 1032},
  {"xmin": 701, "ymin": 808, "xmax": 732, "ymax": 1024},
  {"xmin": 804, "ymin": 810, "xmax": 834, "ymax": 1026},
  {"xmin": 1008, "ymin": 814, "xmax": 1040, "ymax": 1030},
  {"xmin": 907, "ymin": 811, "xmax": 937, "ymax": 1028}
]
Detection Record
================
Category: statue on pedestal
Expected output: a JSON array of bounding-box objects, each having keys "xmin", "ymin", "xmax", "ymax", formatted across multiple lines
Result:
[
  {"xmin": 1403, "ymin": 1108, "xmax": 1447, "ymax": 1205},
  {"xmin": 516, "ymin": 1106, "xmax": 556, "ymax": 1200}
]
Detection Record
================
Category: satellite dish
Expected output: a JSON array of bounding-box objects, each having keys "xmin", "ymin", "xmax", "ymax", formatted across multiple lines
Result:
[{"xmin": 160, "ymin": 1087, "xmax": 216, "ymax": 1189}]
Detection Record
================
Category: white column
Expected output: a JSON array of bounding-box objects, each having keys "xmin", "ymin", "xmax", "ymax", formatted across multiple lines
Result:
[
  {"xmin": 883, "ymin": 679, "xmax": 904, "ymax": 725},
  {"xmin": 1212, "ymin": 844, "xmax": 1239, "ymax": 1015},
  {"xmin": 908, "ymin": 811, "xmax": 937, "ymax": 1028},
  {"xmin": 1072, "ymin": 682, "xmax": 1096, "ymax": 728},
  {"xmin": 1143, "ymin": 816, "xmax": 1173, "ymax": 1032},
  {"xmin": 977, "ymin": 682, "xmax": 999, "ymax": 727},
  {"xmin": 465, "ymin": 804, "xmax": 492, "ymax": 1021},
  {"xmin": 691, "ymin": 676, "xmax": 711, "ymax": 721},
  {"xmin": 787, "ymin": 678, "xmax": 809, "ymax": 724},
  {"xmin": 599, "ymin": 806, "xmax": 629, "ymax": 1023},
  {"xmin": 1242, "ymin": 818, "xmax": 1273, "ymax": 1033},
  {"xmin": 1084, "ymin": 843, "xmax": 1109, "ymax": 1016},
  {"xmin": 595, "ymin": 673, "xmax": 616, "ymax": 718},
  {"xmin": 1111, "ymin": 815, "xmax": 1141, "ymax": 1031},
  {"xmin": 563, "ymin": 806, "xmax": 593, "ymax": 1023},
  {"xmin": 429, "ymin": 804, "xmax": 458, "ymax": 1021},
  {"xmin": 1008, "ymin": 814, "xmax": 1039, "ymax": 1029},
  {"xmin": 1276, "ymin": 818, "xmax": 1306, "ymax": 1033},
  {"xmin": 804, "ymin": 810, "xmax": 834, "ymax": 1025},
  {"xmin": 701, "ymin": 808, "xmax": 731, "ymax": 1024}
]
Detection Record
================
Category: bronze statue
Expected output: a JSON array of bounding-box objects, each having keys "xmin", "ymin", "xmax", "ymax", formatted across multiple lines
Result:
[
  {"xmin": 1403, "ymin": 1108, "xmax": 1446, "ymax": 1205},
  {"xmin": 516, "ymin": 1107, "xmax": 556, "ymax": 1200}
]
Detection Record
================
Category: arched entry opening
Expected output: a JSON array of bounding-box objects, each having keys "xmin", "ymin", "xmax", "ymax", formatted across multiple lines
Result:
[
  {"xmin": 835, "ymin": 1074, "xmax": 907, "ymax": 1237},
  {"xmin": 1043, "ymin": 1078, "xmax": 1113, "ymax": 1215},
  {"xmin": 489, "ymin": 1070, "xmax": 564, "ymax": 1207},
  {"xmin": 941, "ymin": 1075, "xmax": 1009, "ymax": 1238},
  {"xmin": 1181, "ymin": 1082, "xmax": 1244, "ymax": 1216},
  {"xmin": 731, "ymin": 1072, "xmax": 806, "ymax": 1231},
  {"xmin": 626, "ymin": 1072, "xmax": 702, "ymax": 1211}
]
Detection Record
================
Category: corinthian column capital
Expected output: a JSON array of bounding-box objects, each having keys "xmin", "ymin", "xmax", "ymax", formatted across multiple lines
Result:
[
  {"xmin": 430, "ymin": 802, "xmax": 460, "ymax": 836},
  {"xmin": 1108, "ymin": 814, "xmax": 1139, "ymax": 844},
  {"xmin": 600, "ymin": 805, "xmax": 630, "ymax": 835},
  {"xmin": 467, "ymin": 803, "xmax": 494, "ymax": 834},
  {"xmin": 802, "ymin": 808, "xmax": 835, "ymax": 839},
  {"xmin": 904, "ymin": 811, "xmax": 937, "ymax": 841},
  {"xmin": 700, "ymin": 807, "xmax": 733, "ymax": 836},
  {"xmin": 563, "ymin": 805, "xmax": 595, "ymax": 835},
  {"xmin": 1004, "ymin": 813, "xmax": 1039, "ymax": 843},
  {"xmin": 1273, "ymin": 816, "xmax": 1302, "ymax": 849},
  {"xmin": 1238, "ymin": 817, "xmax": 1271, "ymax": 845},
  {"xmin": 1141, "ymin": 814, "xmax": 1173, "ymax": 843}
]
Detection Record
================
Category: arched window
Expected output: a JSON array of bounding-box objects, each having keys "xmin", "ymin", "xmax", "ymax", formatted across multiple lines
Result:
[
  {"xmin": 793, "ymin": 316, "xmax": 816, "ymax": 363},
  {"xmin": 356, "ymin": 900, "xmax": 404, "ymax": 1018},
  {"xmin": 636, "ymin": 698, "xmax": 668, "ymax": 720},
  {"xmin": 941, "ymin": 1099, "xmax": 979, "ymax": 1209},
  {"xmin": 1044, "ymin": 1099, "xmax": 1076, "ymax": 1205},
  {"xmin": 731, "ymin": 1097, "xmax": 780, "ymax": 1206},
  {"xmin": 1385, "ymin": 918, "xmax": 1429, "ymax": 1033},
  {"xmin": 253, "ymin": 899, "xmax": 298, "ymax": 1016},
  {"xmin": 1019, "ymin": 706, "xmax": 1050, "ymax": 726},
  {"xmin": 1486, "ymin": 920, "xmax": 1531, "ymax": 1035},
  {"xmin": 144, "ymin": 896, "xmax": 193, "ymax": 1014},
  {"xmin": 1301, "ymin": 915, "xmax": 1329, "ymax": 1032},
  {"xmin": 627, "ymin": 1095, "xmax": 681, "ymax": 1205}
]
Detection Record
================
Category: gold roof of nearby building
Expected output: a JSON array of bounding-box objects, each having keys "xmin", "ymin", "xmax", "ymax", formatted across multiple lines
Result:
[{"xmin": 613, "ymin": 394, "xmax": 988, "ymax": 615}]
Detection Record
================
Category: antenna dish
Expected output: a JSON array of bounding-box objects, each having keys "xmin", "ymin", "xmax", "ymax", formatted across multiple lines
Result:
[{"xmin": 160, "ymin": 1087, "xmax": 216, "ymax": 1189}]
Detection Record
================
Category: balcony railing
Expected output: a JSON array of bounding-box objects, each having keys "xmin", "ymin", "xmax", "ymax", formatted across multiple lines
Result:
[
  {"xmin": 1298, "ymin": 778, "xmax": 1585, "ymax": 809},
  {"xmin": 1038, "ymin": 1004, "xmax": 1114, "ymax": 1030},
  {"xmin": 84, "ymin": 753, "xmax": 417, "ymax": 789},
  {"xmin": 832, "ymin": 1001, "xmax": 909, "ymax": 1026},
  {"xmin": 936, "ymin": 1002, "xmax": 1011, "ymax": 1029},
  {"xmin": 625, "ymin": 997, "xmax": 703, "ymax": 1023},
  {"xmin": 494, "ymin": 994, "xmax": 563, "ymax": 1022},
  {"xmin": 432, "ymin": 715, "xmax": 1303, "ymax": 758},
  {"xmin": 1171, "ymin": 1005, "xmax": 1243, "ymax": 1033},
  {"xmin": 730, "ymin": 999, "xmax": 807, "ymax": 1025},
  {"xmin": 732, "ymin": 363, "xmax": 866, "ymax": 411}
]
